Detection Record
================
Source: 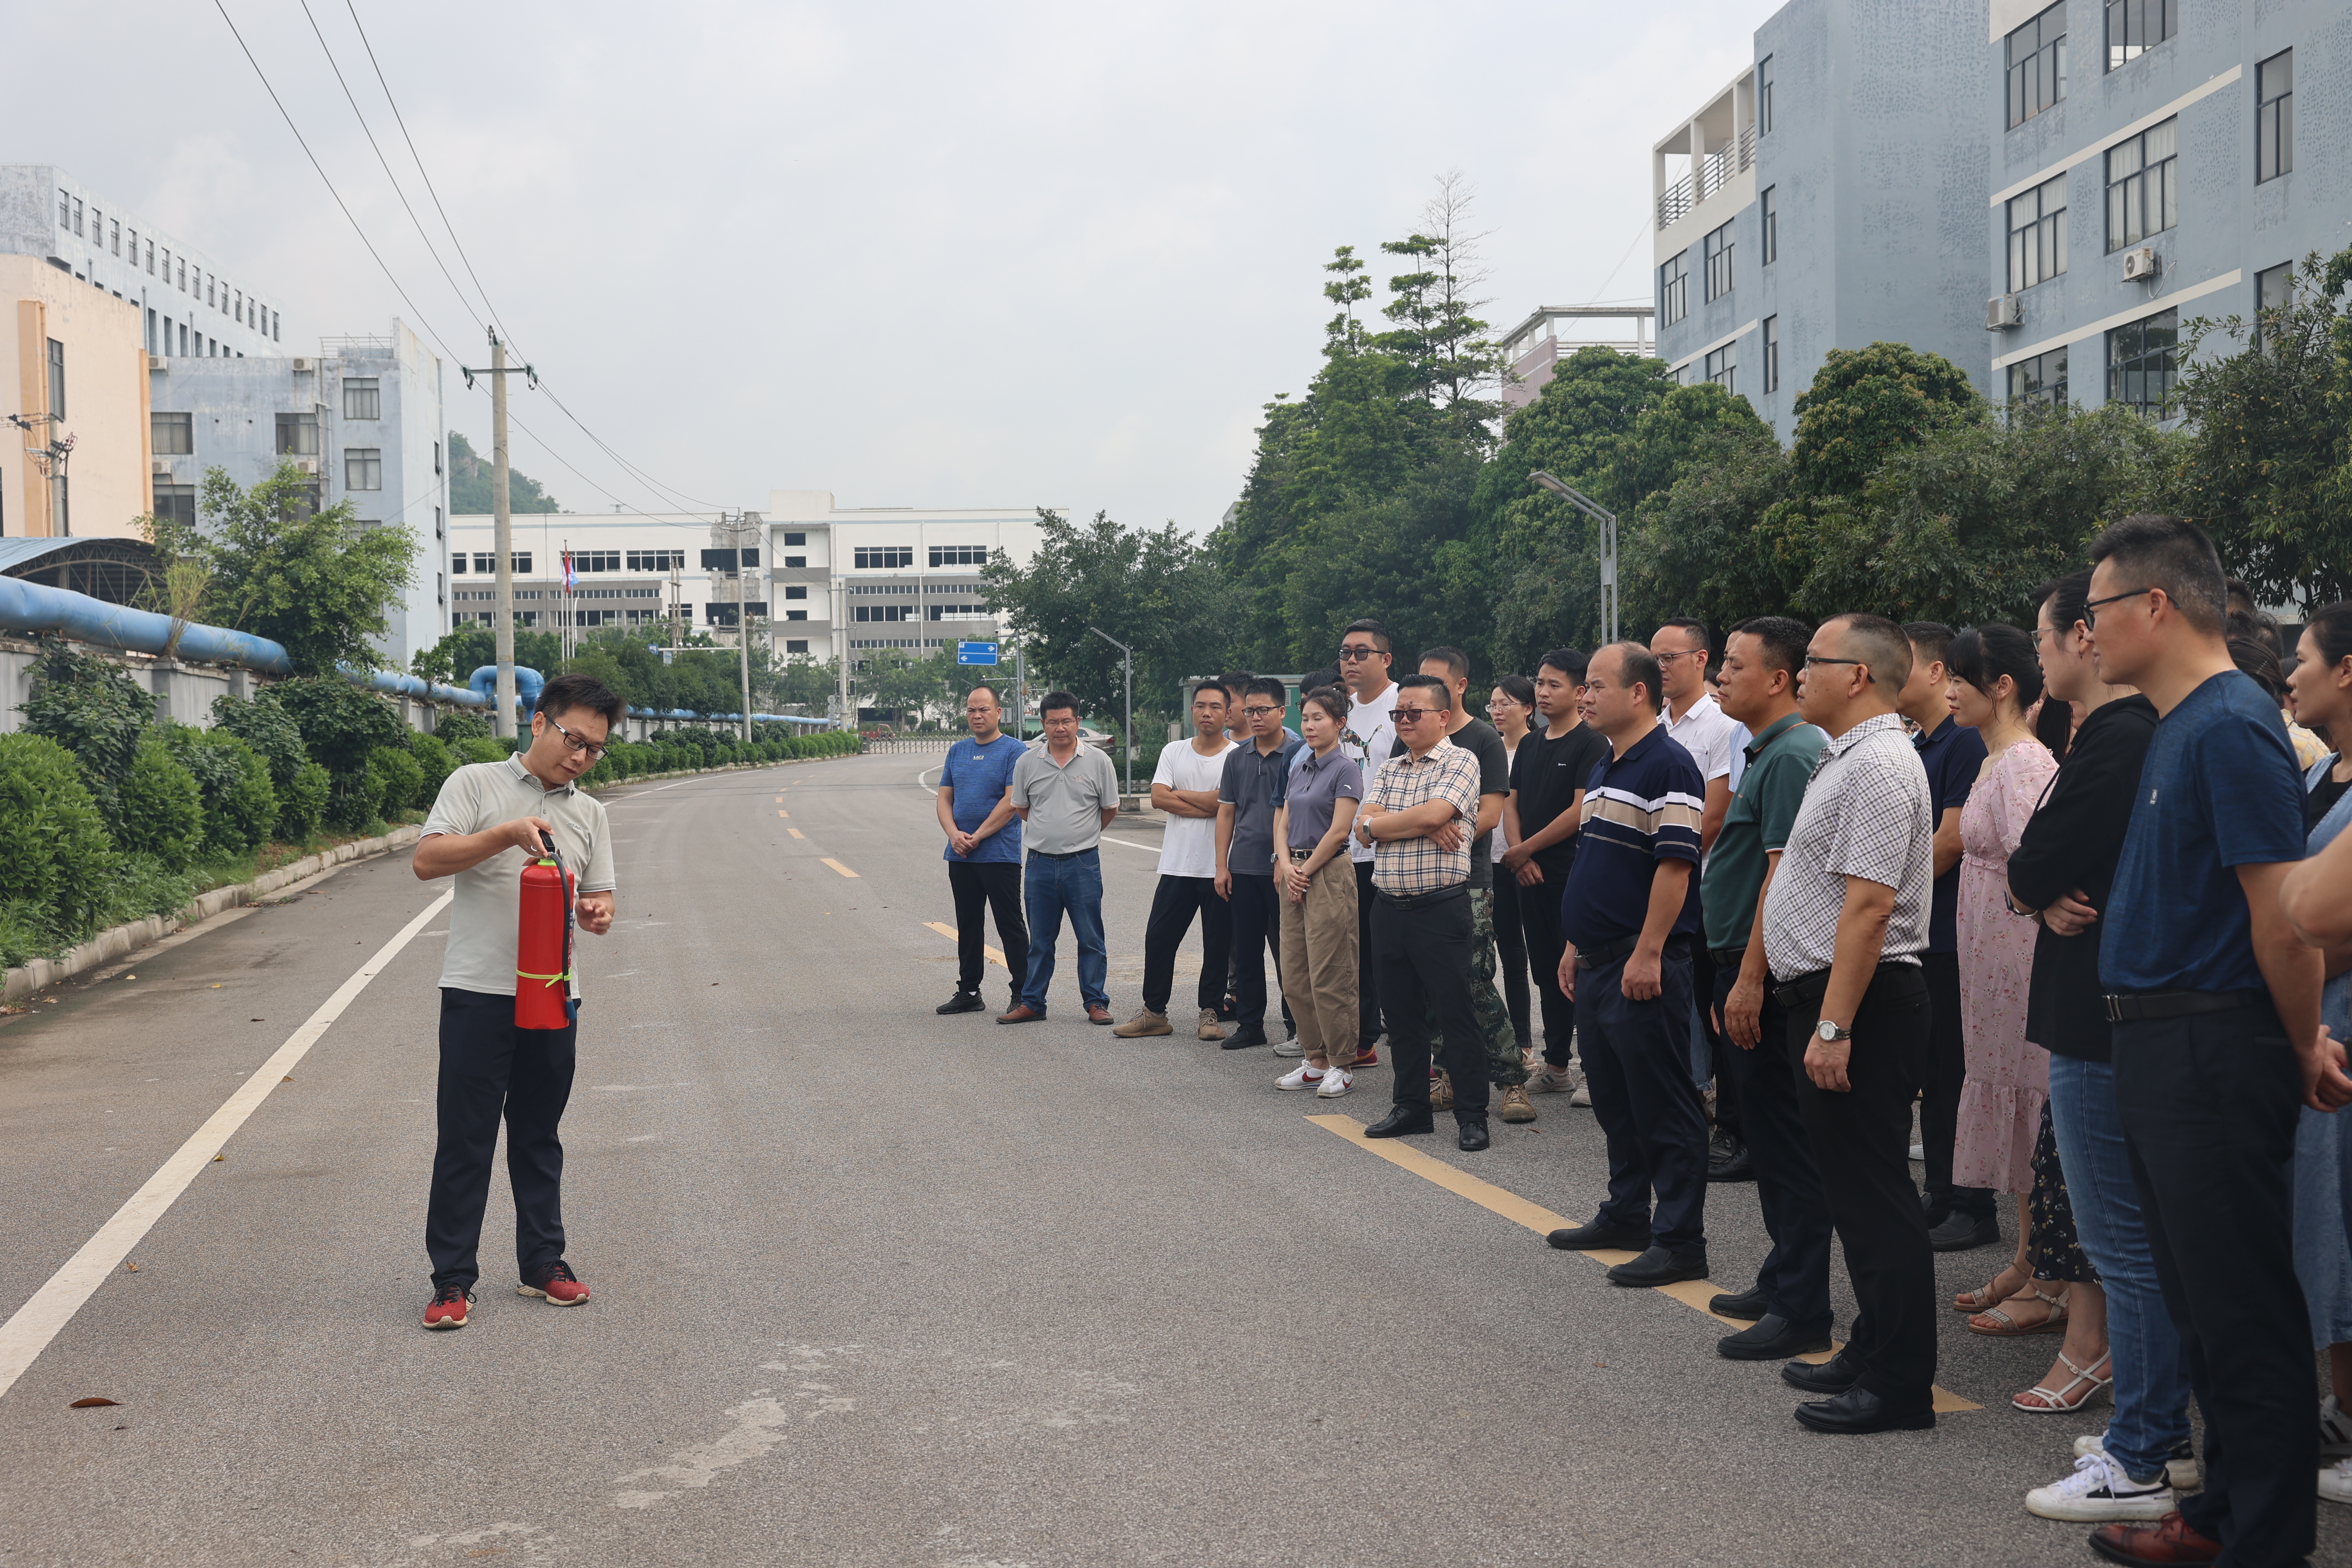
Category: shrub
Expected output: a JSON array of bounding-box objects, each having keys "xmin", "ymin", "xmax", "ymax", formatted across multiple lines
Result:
[
  {"xmin": 209, "ymin": 690, "xmax": 310, "ymax": 792},
  {"xmin": 20, "ymin": 643, "xmax": 152, "ymax": 817},
  {"xmin": 116, "ymin": 732, "xmax": 205, "ymax": 872},
  {"xmin": 366, "ymin": 745, "xmax": 427, "ymax": 817},
  {"xmin": 158, "ymin": 723, "xmax": 277, "ymax": 854},
  {"xmin": 0, "ymin": 732, "xmax": 119, "ymax": 944},
  {"xmin": 98, "ymin": 852, "xmax": 196, "ymax": 928},
  {"xmin": 409, "ymin": 733, "xmax": 457, "ymax": 805},
  {"xmin": 432, "ymin": 709, "xmax": 492, "ymax": 744},
  {"xmin": 279, "ymin": 761, "xmax": 331, "ymax": 841},
  {"xmin": 326, "ymin": 766, "xmax": 386, "ymax": 833},
  {"xmin": 456, "ymin": 737, "xmax": 506, "ymax": 766},
  {"xmin": 272, "ymin": 677, "xmax": 406, "ymax": 777}
]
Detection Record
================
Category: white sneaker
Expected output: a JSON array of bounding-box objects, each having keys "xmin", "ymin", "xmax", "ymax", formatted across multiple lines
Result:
[
  {"xmin": 2323, "ymin": 1394, "xmax": 2352, "ymax": 1457},
  {"xmin": 1526, "ymin": 1063, "xmax": 1574, "ymax": 1094},
  {"xmin": 2322, "ymin": 1457, "xmax": 2352, "ymax": 1504},
  {"xmin": 1276, "ymin": 1062, "xmax": 1326, "ymax": 1091},
  {"xmin": 1316, "ymin": 1066, "xmax": 1355, "ymax": 1098},
  {"xmin": 1908, "ymin": 1143, "xmax": 1926, "ymax": 1161},
  {"xmin": 2026, "ymin": 1452, "xmax": 2174, "ymax": 1522},
  {"xmin": 1569, "ymin": 1076, "xmax": 1592, "ymax": 1107},
  {"xmin": 1274, "ymin": 1038, "xmax": 1305, "ymax": 1060},
  {"xmin": 2075, "ymin": 1432, "xmax": 2200, "ymax": 1492}
]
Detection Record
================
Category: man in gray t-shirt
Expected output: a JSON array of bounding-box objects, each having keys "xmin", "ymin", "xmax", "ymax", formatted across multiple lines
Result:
[
  {"xmin": 1001, "ymin": 693, "xmax": 1122, "ymax": 1024},
  {"xmin": 1390, "ymin": 649, "xmax": 1531, "ymax": 1112},
  {"xmin": 411, "ymin": 673, "xmax": 622, "ymax": 1331}
]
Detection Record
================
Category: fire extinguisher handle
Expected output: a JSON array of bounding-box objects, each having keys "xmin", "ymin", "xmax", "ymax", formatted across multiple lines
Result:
[{"xmin": 538, "ymin": 829, "xmax": 557, "ymax": 854}]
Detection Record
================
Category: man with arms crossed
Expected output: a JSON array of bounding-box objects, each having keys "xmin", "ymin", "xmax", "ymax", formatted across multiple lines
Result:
[
  {"xmin": 1762, "ymin": 615, "xmax": 1936, "ymax": 1433},
  {"xmin": 1540, "ymin": 643, "xmax": 1710, "ymax": 1287},
  {"xmin": 999, "ymin": 692, "xmax": 1122, "ymax": 1026},
  {"xmin": 2074, "ymin": 515, "xmax": 2352, "ymax": 1568},
  {"xmin": 1355, "ymin": 672, "xmax": 1491, "ymax": 1150},
  {"xmin": 1700, "ymin": 618, "xmax": 1834, "ymax": 1360},
  {"xmin": 1115, "ymin": 682, "xmax": 1238, "ymax": 1040},
  {"xmin": 935, "ymin": 685, "xmax": 1029, "ymax": 1017},
  {"xmin": 413, "ymin": 672, "xmax": 621, "ymax": 1330},
  {"xmin": 1338, "ymin": 620, "xmax": 1400, "ymax": 1063}
]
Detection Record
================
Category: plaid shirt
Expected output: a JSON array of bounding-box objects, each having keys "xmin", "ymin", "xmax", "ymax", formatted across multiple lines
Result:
[
  {"xmin": 1761, "ymin": 711, "xmax": 1933, "ymax": 980},
  {"xmin": 1369, "ymin": 735, "xmax": 1482, "ymax": 895}
]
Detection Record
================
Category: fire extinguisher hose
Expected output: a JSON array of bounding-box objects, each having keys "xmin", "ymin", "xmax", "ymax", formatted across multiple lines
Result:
[{"xmin": 519, "ymin": 833, "xmax": 579, "ymax": 1024}]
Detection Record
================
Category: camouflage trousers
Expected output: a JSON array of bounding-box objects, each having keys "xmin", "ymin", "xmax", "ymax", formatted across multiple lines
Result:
[{"xmin": 1429, "ymin": 887, "xmax": 1527, "ymax": 1088}]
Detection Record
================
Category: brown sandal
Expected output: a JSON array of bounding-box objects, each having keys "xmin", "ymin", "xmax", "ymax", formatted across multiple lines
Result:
[
  {"xmin": 1953, "ymin": 1262, "xmax": 2029, "ymax": 1314},
  {"xmin": 1969, "ymin": 1283, "xmax": 2070, "ymax": 1337}
]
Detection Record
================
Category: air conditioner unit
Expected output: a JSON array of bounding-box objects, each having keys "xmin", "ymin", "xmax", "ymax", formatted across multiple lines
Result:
[
  {"xmin": 1986, "ymin": 294, "xmax": 2022, "ymax": 329},
  {"xmin": 2122, "ymin": 248, "xmax": 2161, "ymax": 282},
  {"xmin": 291, "ymin": 357, "xmax": 312, "ymax": 371},
  {"xmin": 153, "ymin": 460, "xmax": 172, "ymax": 475},
  {"xmin": 296, "ymin": 457, "xmax": 321, "ymax": 475},
  {"xmin": 147, "ymin": 353, "xmax": 167, "ymax": 371}
]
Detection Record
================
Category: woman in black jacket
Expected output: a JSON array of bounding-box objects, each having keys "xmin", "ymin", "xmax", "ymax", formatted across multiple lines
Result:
[{"xmin": 2007, "ymin": 571, "xmax": 2190, "ymax": 1520}]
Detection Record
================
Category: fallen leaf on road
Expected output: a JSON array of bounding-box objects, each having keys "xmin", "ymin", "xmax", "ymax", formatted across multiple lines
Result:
[
  {"xmin": 282, "ymin": 1075, "xmax": 292, "ymax": 1082},
  {"xmin": 251, "ymin": 1018, "xmax": 264, "ymax": 1022},
  {"xmin": 125, "ymin": 975, "xmax": 136, "ymax": 980},
  {"xmin": 125, "ymin": 1263, "xmax": 139, "ymax": 1272},
  {"xmin": 211, "ymin": 984, "xmax": 221, "ymax": 989},
  {"xmin": 211, "ymin": 1154, "xmax": 225, "ymax": 1162},
  {"xmin": 68, "ymin": 1397, "xmax": 119, "ymax": 1408}
]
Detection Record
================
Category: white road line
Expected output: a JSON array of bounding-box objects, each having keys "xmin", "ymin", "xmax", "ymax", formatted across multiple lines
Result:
[
  {"xmin": 1099, "ymin": 836, "xmax": 1161, "ymax": 852},
  {"xmin": 0, "ymin": 887, "xmax": 455, "ymax": 1404}
]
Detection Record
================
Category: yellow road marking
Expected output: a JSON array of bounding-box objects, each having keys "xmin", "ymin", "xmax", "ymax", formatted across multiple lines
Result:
[
  {"xmin": 924, "ymin": 921, "xmax": 1007, "ymax": 970},
  {"xmin": 1305, "ymin": 1113, "xmax": 1979, "ymax": 1412},
  {"xmin": 821, "ymin": 858, "xmax": 860, "ymax": 879},
  {"xmin": 787, "ymin": 828, "xmax": 805, "ymax": 839},
  {"xmin": 776, "ymin": 808, "xmax": 790, "ymax": 818}
]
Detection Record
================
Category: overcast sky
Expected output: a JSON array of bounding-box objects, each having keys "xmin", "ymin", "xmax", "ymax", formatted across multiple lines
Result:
[{"xmin": 11, "ymin": 0, "xmax": 1758, "ymax": 532}]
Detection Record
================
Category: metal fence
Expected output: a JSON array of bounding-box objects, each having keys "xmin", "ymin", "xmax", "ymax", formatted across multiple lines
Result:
[{"xmin": 860, "ymin": 735, "xmax": 958, "ymax": 754}]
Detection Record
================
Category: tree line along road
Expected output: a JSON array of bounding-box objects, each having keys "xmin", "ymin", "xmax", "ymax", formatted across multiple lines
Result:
[{"xmin": 0, "ymin": 749, "xmax": 2341, "ymax": 1566}]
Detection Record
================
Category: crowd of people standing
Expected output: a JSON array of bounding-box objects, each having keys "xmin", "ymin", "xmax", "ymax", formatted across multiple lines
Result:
[{"xmin": 932, "ymin": 515, "xmax": 2352, "ymax": 1568}]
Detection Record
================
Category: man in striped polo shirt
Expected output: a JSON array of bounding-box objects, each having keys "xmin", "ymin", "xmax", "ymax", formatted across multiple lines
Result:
[{"xmin": 1542, "ymin": 642, "xmax": 1712, "ymax": 1288}]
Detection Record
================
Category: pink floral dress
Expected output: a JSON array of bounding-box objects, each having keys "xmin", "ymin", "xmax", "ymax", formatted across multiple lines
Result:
[{"xmin": 1952, "ymin": 739, "xmax": 2058, "ymax": 1195}]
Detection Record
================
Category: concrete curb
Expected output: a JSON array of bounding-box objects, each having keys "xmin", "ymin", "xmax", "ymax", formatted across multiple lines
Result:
[{"xmin": 2, "ymin": 824, "xmax": 426, "ymax": 1005}]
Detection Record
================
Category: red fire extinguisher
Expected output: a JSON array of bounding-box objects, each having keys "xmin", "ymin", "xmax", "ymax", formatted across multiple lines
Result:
[{"xmin": 516, "ymin": 830, "xmax": 577, "ymax": 1029}]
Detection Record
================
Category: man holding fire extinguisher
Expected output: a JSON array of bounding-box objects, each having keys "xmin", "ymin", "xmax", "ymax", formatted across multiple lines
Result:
[{"xmin": 413, "ymin": 672, "xmax": 622, "ymax": 1331}]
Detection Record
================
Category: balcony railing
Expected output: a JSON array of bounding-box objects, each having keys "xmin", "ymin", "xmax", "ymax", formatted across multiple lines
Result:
[{"xmin": 1656, "ymin": 124, "xmax": 1755, "ymax": 230}]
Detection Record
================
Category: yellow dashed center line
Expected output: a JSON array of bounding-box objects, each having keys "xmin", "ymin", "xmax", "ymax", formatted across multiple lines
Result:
[
  {"xmin": 776, "ymin": 808, "xmax": 790, "ymax": 818},
  {"xmin": 821, "ymin": 858, "xmax": 861, "ymax": 879},
  {"xmin": 924, "ymin": 921, "xmax": 1008, "ymax": 970},
  {"xmin": 787, "ymin": 828, "xmax": 805, "ymax": 839},
  {"xmin": 1305, "ymin": 1112, "xmax": 1980, "ymax": 1413}
]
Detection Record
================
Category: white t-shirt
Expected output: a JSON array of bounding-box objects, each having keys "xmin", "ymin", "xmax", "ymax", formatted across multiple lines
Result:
[
  {"xmin": 1151, "ymin": 736, "xmax": 1238, "ymax": 878},
  {"xmin": 1342, "ymin": 682, "xmax": 1399, "ymax": 864}
]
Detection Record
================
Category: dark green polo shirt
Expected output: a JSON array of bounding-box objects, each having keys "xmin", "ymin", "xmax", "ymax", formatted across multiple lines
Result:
[{"xmin": 1700, "ymin": 711, "xmax": 1828, "ymax": 952}]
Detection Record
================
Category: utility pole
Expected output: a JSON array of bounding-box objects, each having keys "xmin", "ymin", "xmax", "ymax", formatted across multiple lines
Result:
[
  {"xmin": 835, "ymin": 576, "xmax": 851, "ymax": 731},
  {"xmin": 720, "ymin": 511, "xmax": 757, "ymax": 741},
  {"xmin": 461, "ymin": 330, "xmax": 534, "ymax": 738},
  {"xmin": 1529, "ymin": 470, "xmax": 1618, "ymax": 646}
]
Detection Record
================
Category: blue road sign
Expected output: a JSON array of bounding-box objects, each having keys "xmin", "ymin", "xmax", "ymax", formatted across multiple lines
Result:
[{"xmin": 956, "ymin": 641, "xmax": 1000, "ymax": 666}]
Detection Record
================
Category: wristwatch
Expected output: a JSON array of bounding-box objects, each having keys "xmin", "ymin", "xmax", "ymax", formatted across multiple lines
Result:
[{"xmin": 1815, "ymin": 1019, "xmax": 1853, "ymax": 1043}]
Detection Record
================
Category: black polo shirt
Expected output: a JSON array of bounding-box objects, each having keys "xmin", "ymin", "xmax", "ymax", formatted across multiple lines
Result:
[{"xmin": 1913, "ymin": 715, "xmax": 1987, "ymax": 955}]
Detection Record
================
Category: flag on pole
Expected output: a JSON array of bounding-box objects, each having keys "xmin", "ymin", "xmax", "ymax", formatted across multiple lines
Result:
[{"xmin": 562, "ymin": 548, "xmax": 577, "ymax": 594}]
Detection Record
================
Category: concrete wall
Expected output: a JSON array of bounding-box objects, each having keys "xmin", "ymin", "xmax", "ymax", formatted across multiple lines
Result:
[{"xmin": 0, "ymin": 254, "xmax": 150, "ymax": 539}]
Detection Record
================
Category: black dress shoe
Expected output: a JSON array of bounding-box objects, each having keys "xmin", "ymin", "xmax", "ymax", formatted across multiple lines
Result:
[
  {"xmin": 1706, "ymin": 1133, "xmax": 1755, "ymax": 1182},
  {"xmin": 1362, "ymin": 1106, "xmax": 1434, "ymax": 1139},
  {"xmin": 1709, "ymin": 1283, "xmax": 1770, "ymax": 1320},
  {"xmin": 1780, "ymin": 1349, "xmax": 1861, "ymax": 1395},
  {"xmin": 1456, "ymin": 1120, "xmax": 1490, "ymax": 1152},
  {"xmin": 1792, "ymin": 1384, "xmax": 1934, "ymax": 1434},
  {"xmin": 1545, "ymin": 1219, "xmax": 1651, "ymax": 1252},
  {"xmin": 936, "ymin": 991, "xmax": 986, "ymax": 1015},
  {"xmin": 1928, "ymin": 1210, "xmax": 2002, "ymax": 1252},
  {"xmin": 1718, "ymin": 1313, "xmax": 1834, "ymax": 1361},
  {"xmin": 1220, "ymin": 1025, "xmax": 1270, "ymax": 1051},
  {"xmin": 1607, "ymin": 1245, "xmax": 1709, "ymax": 1286}
]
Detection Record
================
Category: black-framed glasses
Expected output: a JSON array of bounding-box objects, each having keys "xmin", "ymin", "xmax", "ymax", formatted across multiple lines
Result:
[
  {"xmin": 2084, "ymin": 587, "xmax": 2152, "ymax": 626},
  {"xmin": 1338, "ymin": 644, "xmax": 1388, "ymax": 662},
  {"xmin": 1803, "ymin": 655, "xmax": 1864, "ymax": 670},
  {"xmin": 1240, "ymin": 704, "xmax": 1281, "ymax": 717},
  {"xmin": 545, "ymin": 714, "xmax": 609, "ymax": 760},
  {"xmin": 1655, "ymin": 648, "xmax": 1703, "ymax": 663},
  {"xmin": 1392, "ymin": 706, "xmax": 1442, "ymax": 723}
]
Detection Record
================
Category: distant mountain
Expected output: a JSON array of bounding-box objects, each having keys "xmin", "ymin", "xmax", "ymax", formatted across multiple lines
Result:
[{"xmin": 447, "ymin": 430, "xmax": 560, "ymax": 514}]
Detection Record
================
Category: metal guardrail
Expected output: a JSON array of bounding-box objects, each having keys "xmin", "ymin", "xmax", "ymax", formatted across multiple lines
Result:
[
  {"xmin": 1656, "ymin": 125, "xmax": 1756, "ymax": 231},
  {"xmin": 860, "ymin": 735, "xmax": 958, "ymax": 753}
]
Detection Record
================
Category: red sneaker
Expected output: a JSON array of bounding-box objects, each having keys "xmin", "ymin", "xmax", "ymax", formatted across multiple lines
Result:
[
  {"xmin": 423, "ymin": 1283, "xmax": 473, "ymax": 1330},
  {"xmin": 518, "ymin": 1260, "xmax": 590, "ymax": 1306},
  {"xmin": 1356, "ymin": 1047, "xmax": 1380, "ymax": 1068}
]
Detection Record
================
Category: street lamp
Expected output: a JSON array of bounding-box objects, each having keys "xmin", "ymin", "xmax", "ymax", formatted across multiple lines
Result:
[
  {"xmin": 1085, "ymin": 625, "xmax": 1133, "ymax": 796},
  {"xmin": 1529, "ymin": 470, "xmax": 1618, "ymax": 646}
]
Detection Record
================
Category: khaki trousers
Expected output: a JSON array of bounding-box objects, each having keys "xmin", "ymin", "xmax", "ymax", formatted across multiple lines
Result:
[{"xmin": 1278, "ymin": 852, "xmax": 1360, "ymax": 1067}]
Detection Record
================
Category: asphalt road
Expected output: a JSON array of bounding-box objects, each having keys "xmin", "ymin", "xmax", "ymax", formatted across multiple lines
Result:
[{"xmin": 0, "ymin": 747, "xmax": 2341, "ymax": 1567}]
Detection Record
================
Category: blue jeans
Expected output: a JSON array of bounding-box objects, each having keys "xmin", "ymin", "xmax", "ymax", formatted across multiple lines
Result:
[
  {"xmin": 1021, "ymin": 849, "xmax": 1107, "ymax": 1013},
  {"xmin": 2047, "ymin": 1054, "xmax": 2193, "ymax": 1485}
]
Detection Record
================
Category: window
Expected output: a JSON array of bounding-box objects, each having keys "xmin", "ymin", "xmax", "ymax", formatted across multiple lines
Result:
[
  {"xmin": 1757, "ymin": 55, "xmax": 1773, "ymax": 135},
  {"xmin": 929, "ymin": 544, "xmax": 987, "ymax": 567},
  {"xmin": 1703, "ymin": 222, "xmax": 1734, "ymax": 301},
  {"xmin": 2106, "ymin": 117, "xmax": 2177, "ymax": 249},
  {"xmin": 626, "ymin": 549, "xmax": 686, "ymax": 571},
  {"xmin": 234, "ymin": 292, "xmax": 242, "ymax": 324},
  {"xmin": 2006, "ymin": 2, "xmax": 2067, "ymax": 129},
  {"xmin": 784, "ymin": 555, "xmax": 805, "ymax": 567},
  {"xmin": 109, "ymin": 219, "xmax": 119, "ymax": 255},
  {"xmin": 1660, "ymin": 251, "xmax": 1689, "ymax": 326},
  {"xmin": 1704, "ymin": 341, "xmax": 1737, "ymax": 394},
  {"xmin": 433, "ymin": 440, "xmax": 442, "ymax": 475},
  {"xmin": 153, "ymin": 483, "xmax": 196, "ymax": 533},
  {"xmin": 152, "ymin": 412, "xmax": 193, "ymax": 455},
  {"xmin": 205, "ymin": 274, "xmax": 214, "ymax": 307},
  {"xmin": 570, "ymin": 550, "xmax": 622, "ymax": 573},
  {"xmin": 145, "ymin": 239, "xmax": 153, "ymax": 274},
  {"xmin": 786, "ymin": 610, "xmax": 808, "ymax": 621},
  {"xmin": 782, "ymin": 531, "xmax": 806, "ymax": 546},
  {"xmin": 2006, "ymin": 173, "xmax": 2068, "ymax": 291},
  {"xmin": 145, "ymin": 308, "xmax": 156, "ymax": 354},
  {"xmin": 46, "ymin": 339, "xmax": 64, "ymax": 418},
  {"xmin": 785, "ymin": 640, "xmax": 810, "ymax": 655},
  {"xmin": 1762, "ymin": 316, "xmax": 1780, "ymax": 393},
  {"xmin": 272, "ymin": 312, "xmax": 280, "ymax": 343},
  {"xmin": 343, "ymin": 377, "xmax": 381, "ymax": 420},
  {"xmin": 2255, "ymin": 260, "xmax": 2297, "ymax": 349},
  {"xmin": 72, "ymin": 198, "xmax": 83, "ymax": 236},
  {"xmin": 178, "ymin": 322, "xmax": 188, "ymax": 355},
  {"xmin": 928, "ymin": 604, "xmax": 991, "ymax": 621},
  {"xmin": 512, "ymin": 553, "xmax": 532, "ymax": 575},
  {"xmin": 2107, "ymin": 308, "xmax": 2177, "ymax": 416},
  {"xmin": 345, "ymin": 448, "xmax": 383, "ymax": 490},
  {"xmin": 57, "ymin": 188, "xmax": 68, "ymax": 228},
  {"xmin": 2105, "ymin": 0, "xmax": 2173, "ymax": 69},
  {"xmin": 176, "ymin": 257, "xmax": 185, "ymax": 291},
  {"xmin": 853, "ymin": 546, "xmax": 914, "ymax": 569},
  {"xmin": 2007, "ymin": 346, "xmax": 2069, "ymax": 405},
  {"xmin": 707, "ymin": 602, "xmax": 768, "ymax": 626},
  {"xmin": 784, "ymin": 585, "xmax": 808, "ymax": 600},
  {"xmin": 275, "ymin": 413, "xmax": 320, "ymax": 455},
  {"xmin": 1761, "ymin": 187, "xmax": 1777, "ymax": 265},
  {"xmin": 2258, "ymin": 50, "xmax": 2293, "ymax": 183},
  {"xmin": 90, "ymin": 208, "xmax": 100, "ymax": 244},
  {"xmin": 450, "ymin": 551, "xmax": 468, "ymax": 574},
  {"xmin": 853, "ymin": 604, "xmax": 915, "ymax": 622}
]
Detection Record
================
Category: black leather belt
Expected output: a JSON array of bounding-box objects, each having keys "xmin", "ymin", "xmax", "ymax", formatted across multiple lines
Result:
[
  {"xmin": 1709, "ymin": 945, "xmax": 1748, "ymax": 970},
  {"xmin": 1288, "ymin": 848, "xmax": 1314, "ymax": 861},
  {"xmin": 2101, "ymin": 989, "xmax": 2267, "ymax": 1023},
  {"xmin": 1375, "ymin": 883, "xmax": 1468, "ymax": 911},
  {"xmin": 1029, "ymin": 847, "xmax": 1090, "ymax": 860},
  {"xmin": 1575, "ymin": 934, "xmax": 1641, "ymax": 971},
  {"xmin": 1774, "ymin": 960, "xmax": 1914, "ymax": 1009}
]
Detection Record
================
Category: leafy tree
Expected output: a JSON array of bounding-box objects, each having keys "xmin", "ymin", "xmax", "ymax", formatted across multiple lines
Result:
[
  {"xmin": 446, "ymin": 431, "xmax": 560, "ymax": 514},
  {"xmin": 1619, "ymin": 429, "xmax": 1794, "ymax": 640},
  {"xmin": 855, "ymin": 648, "xmax": 939, "ymax": 729},
  {"xmin": 18, "ymin": 643, "xmax": 151, "ymax": 818},
  {"xmin": 412, "ymin": 625, "xmax": 564, "ymax": 686},
  {"xmin": 2169, "ymin": 249, "xmax": 2352, "ymax": 612},
  {"xmin": 764, "ymin": 654, "xmax": 844, "ymax": 714},
  {"xmin": 157, "ymin": 724, "xmax": 277, "ymax": 854},
  {"xmin": 986, "ymin": 508, "xmax": 1240, "ymax": 723},
  {"xmin": 116, "ymin": 732, "xmax": 205, "ymax": 872},
  {"xmin": 1784, "ymin": 342, "xmax": 1986, "ymax": 500},
  {"xmin": 1277, "ymin": 453, "xmax": 1490, "ymax": 675}
]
